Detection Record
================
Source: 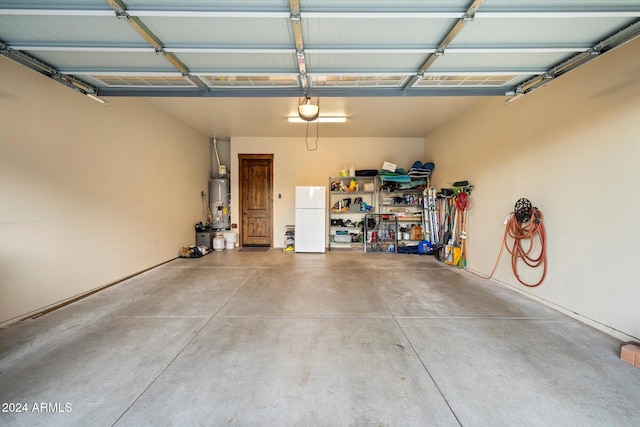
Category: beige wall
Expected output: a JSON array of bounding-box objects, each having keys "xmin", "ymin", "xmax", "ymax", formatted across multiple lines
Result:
[
  {"xmin": 424, "ymin": 39, "xmax": 640, "ymax": 340},
  {"xmin": 0, "ymin": 57, "xmax": 210, "ymax": 325},
  {"xmin": 230, "ymin": 137, "xmax": 425, "ymax": 248}
]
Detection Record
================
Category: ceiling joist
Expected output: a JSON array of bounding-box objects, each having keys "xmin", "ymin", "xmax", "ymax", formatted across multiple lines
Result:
[
  {"xmin": 289, "ymin": 0, "xmax": 309, "ymax": 93},
  {"xmin": 104, "ymin": 0, "xmax": 208, "ymax": 91},
  {"xmin": 403, "ymin": 0, "xmax": 485, "ymax": 90}
]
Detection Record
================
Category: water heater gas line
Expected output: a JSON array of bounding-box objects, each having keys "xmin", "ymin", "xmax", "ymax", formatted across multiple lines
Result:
[{"xmin": 211, "ymin": 137, "xmax": 227, "ymax": 177}]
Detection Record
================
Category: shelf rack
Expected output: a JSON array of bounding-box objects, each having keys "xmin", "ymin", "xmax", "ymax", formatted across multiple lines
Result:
[{"xmin": 328, "ymin": 176, "xmax": 377, "ymax": 250}]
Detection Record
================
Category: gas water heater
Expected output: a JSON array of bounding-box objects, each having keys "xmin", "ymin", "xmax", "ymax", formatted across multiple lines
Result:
[{"xmin": 210, "ymin": 178, "xmax": 230, "ymax": 230}]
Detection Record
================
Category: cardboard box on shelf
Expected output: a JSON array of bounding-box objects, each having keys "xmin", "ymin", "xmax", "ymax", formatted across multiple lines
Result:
[{"xmin": 382, "ymin": 161, "xmax": 396, "ymax": 172}]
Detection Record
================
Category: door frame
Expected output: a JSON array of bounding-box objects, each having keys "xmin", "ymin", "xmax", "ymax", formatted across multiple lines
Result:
[{"xmin": 238, "ymin": 153, "xmax": 274, "ymax": 247}]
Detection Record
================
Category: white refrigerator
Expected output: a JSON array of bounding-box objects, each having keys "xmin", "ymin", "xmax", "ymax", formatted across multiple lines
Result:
[{"xmin": 295, "ymin": 186, "xmax": 326, "ymax": 253}]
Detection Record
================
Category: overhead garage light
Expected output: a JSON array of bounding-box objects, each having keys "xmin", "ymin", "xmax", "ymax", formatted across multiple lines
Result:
[
  {"xmin": 288, "ymin": 117, "xmax": 347, "ymax": 123},
  {"xmin": 298, "ymin": 97, "xmax": 319, "ymax": 121}
]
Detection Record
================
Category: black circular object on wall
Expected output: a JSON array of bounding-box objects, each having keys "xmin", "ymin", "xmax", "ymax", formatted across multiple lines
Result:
[{"xmin": 514, "ymin": 198, "xmax": 533, "ymax": 223}]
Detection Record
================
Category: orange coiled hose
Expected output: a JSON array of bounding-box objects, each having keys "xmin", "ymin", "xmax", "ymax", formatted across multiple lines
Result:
[
  {"xmin": 504, "ymin": 207, "xmax": 547, "ymax": 287},
  {"xmin": 466, "ymin": 207, "xmax": 547, "ymax": 287}
]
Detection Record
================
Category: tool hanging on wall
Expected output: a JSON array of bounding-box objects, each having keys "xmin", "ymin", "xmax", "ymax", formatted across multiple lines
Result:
[
  {"xmin": 426, "ymin": 187, "xmax": 439, "ymax": 245},
  {"xmin": 438, "ymin": 182, "xmax": 473, "ymax": 265},
  {"xmin": 435, "ymin": 189, "xmax": 454, "ymax": 262},
  {"xmin": 455, "ymin": 191, "xmax": 470, "ymax": 268},
  {"xmin": 445, "ymin": 203, "xmax": 460, "ymax": 265}
]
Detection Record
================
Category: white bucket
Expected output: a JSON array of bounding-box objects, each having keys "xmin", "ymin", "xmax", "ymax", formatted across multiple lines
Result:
[{"xmin": 223, "ymin": 232, "xmax": 238, "ymax": 249}]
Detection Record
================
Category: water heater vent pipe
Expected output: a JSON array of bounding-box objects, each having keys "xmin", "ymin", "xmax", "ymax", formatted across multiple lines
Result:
[{"xmin": 211, "ymin": 137, "xmax": 226, "ymax": 177}]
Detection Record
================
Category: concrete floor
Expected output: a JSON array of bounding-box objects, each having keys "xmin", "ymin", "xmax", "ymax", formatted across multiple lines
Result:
[{"xmin": 1, "ymin": 250, "xmax": 639, "ymax": 427}]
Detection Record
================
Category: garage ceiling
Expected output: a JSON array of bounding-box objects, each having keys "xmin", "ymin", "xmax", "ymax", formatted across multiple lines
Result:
[{"xmin": 1, "ymin": 1, "xmax": 639, "ymax": 138}]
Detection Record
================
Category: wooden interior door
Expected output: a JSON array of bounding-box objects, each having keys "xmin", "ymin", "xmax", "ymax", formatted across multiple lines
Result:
[{"xmin": 239, "ymin": 154, "xmax": 273, "ymax": 247}]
